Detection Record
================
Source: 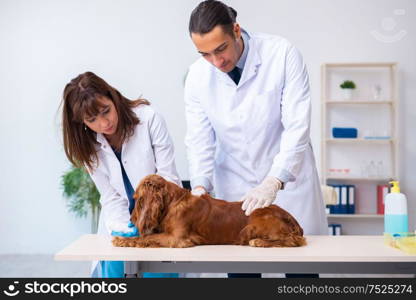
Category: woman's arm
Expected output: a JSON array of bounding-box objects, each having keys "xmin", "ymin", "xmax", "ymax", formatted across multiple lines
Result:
[{"xmin": 87, "ymin": 166, "xmax": 130, "ymax": 234}]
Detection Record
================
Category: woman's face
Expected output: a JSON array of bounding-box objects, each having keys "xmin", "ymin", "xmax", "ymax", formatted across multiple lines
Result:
[{"xmin": 83, "ymin": 96, "xmax": 118, "ymax": 137}]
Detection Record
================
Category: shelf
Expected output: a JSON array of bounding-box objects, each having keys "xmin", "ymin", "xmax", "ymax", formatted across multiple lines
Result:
[
  {"xmin": 321, "ymin": 62, "xmax": 398, "ymax": 235},
  {"xmin": 327, "ymin": 214, "xmax": 383, "ymax": 219},
  {"xmin": 326, "ymin": 138, "xmax": 393, "ymax": 144},
  {"xmin": 326, "ymin": 177, "xmax": 392, "ymax": 182},
  {"xmin": 326, "ymin": 100, "xmax": 393, "ymax": 105},
  {"xmin": 324, "ymin": 62, "xmax": 396, "ymax": 68}
]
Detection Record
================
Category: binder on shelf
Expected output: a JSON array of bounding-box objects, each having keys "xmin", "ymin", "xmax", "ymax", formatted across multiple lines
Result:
[
  {"xmin": 327, "ymin": 184, "xmax": 355, "ymax": 214},
  {"xmin": 328, "ymin": 225, "xmax": 333, "ymax": 236},
  {"xmin": 377, "ymin": 184, "xmax": 389, "ymax": 215},
  {"xmin": 341, "ymin": 186, "xmax": 348, "ymax": 214},
  {"xmin": 347, "ymin": 185, "xmax": 355, "ymax": 214},
  {"xmin": 328, "ymin": 224, "xmax": 342, "ymax": 235},
  {"xmin": 336, "ymin": 185, "xmax": 342, "ymax": 213},
  {"xmin": 335, "ymin": 224, "xmax": 341, "ymax": 235},
  {"xmin": 327, "ymin": 185, "xmax": 338, "ymax": 214}
]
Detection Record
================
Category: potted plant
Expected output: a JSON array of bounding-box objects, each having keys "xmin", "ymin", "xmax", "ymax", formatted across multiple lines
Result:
[
  {"xmin": 340, "ymin": 80, "xmax": 356, "ymax": 100},
  {"xmin": 61, "ymin": 166, "xmax": 101, "ymax": 233}
]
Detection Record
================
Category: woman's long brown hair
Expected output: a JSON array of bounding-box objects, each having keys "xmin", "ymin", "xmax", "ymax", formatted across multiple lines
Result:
[{"xmin": 61, "ymin": 71, "xmax": 149, "ymax": 170}]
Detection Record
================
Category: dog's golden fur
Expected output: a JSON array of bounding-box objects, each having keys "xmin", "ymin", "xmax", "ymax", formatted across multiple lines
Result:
[{"xmin": 112, "ymin": 174, "xmax": 306, "ymax": 248}]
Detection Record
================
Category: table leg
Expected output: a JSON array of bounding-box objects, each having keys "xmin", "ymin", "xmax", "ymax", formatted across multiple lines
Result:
[{"xmin": 124, "ymin": 261, "xmax": 141, "ymax": 278}]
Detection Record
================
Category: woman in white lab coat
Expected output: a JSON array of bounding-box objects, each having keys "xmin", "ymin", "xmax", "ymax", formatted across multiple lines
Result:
[
  {"xmin": 61, "ymin": 71, "xmax": 181, "ymax": 277},
  {"xmin": 185, "ymin": 1, "xmax": 328, "ymax": 236}
]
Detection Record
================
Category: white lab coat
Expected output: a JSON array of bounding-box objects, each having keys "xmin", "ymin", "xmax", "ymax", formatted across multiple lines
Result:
[
  {"xmin": 184, "ymin": 31, "xmax": 328, "ymax": 235},
  {"xmin": 88, "ymin": 104, "xmax": 181, "ymax": 275}
]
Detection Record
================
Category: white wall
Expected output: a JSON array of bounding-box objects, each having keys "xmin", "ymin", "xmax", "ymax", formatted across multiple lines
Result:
[{"xmin": 0, "ymin": 0, "xmax": 414, "ymax": 254}]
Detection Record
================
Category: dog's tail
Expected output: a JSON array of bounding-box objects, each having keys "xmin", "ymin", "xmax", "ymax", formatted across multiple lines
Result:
[{"xmin": 248, "ymin": 234, "xmax": 307, "ymax": 247}]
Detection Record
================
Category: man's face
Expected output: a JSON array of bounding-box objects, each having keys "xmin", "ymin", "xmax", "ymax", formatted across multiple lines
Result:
[{"xmin": 191, "ymin": 24, "xmax": 243, "ymax": 73}]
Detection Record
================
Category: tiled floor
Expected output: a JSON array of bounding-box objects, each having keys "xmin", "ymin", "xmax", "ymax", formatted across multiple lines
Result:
[{"xmin": 0, "ymin": 255, "xmax": 413, "ymax": 278}]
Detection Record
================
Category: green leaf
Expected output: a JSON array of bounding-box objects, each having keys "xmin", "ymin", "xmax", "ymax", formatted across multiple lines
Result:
[
  {"xmin": 61, "ymin": 166, "xmax": 101, "ymax": 219},
  {"xmin": 340, "ymin": 80, "xmax": 356, "ymax": 89}
]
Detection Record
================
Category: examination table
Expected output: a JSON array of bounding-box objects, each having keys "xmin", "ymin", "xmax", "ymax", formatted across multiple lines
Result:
[{"xmin": 55, "ymin": 235, "xmax": 416, "ymax": 277}]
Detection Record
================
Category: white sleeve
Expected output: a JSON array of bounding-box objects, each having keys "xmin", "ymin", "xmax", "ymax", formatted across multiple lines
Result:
[
  {"xmin": 268, "ymin": 45, "xmax": 311, "ymax": 182},
  {"xmin": 184, "ymin": 72, "xmax": 216, "ymax": 192},
  {"xmin": 87, "ymin": 165, "xmax": 130, "ymax": 234},
  {"xmin": 149, "ymin": 111, "xmax": 182, "ymax": 187}
]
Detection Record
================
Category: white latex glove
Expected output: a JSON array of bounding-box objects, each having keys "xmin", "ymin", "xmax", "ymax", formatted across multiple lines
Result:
[
  {"xmin": 241, "ymin": 177, "xmax": 282, "ymax": 216},
  {"xmin": 191, "ymin": 186, "xmax": 207, "ymax": 196}
]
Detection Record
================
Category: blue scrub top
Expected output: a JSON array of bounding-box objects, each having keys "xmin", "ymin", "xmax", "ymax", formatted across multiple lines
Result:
[{"xmin": 112, "ymin": 147, "xmax": 135, "ymax": 214}]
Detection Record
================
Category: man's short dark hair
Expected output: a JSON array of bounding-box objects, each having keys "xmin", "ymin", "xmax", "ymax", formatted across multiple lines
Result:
[{"xmin": 189, "ymin": 0, "xmax": 237, "ymax": 36}]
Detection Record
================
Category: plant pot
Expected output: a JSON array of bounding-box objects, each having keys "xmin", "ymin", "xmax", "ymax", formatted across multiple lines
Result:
[{"xmin": 342, "ymin": 88, "xmax": 353, "ymax": 100}]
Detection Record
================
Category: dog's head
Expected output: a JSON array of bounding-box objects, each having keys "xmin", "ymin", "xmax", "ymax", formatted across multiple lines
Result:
[{"xmin": 131, "ymin": 174, "xmax": 177, "ymax": 236}]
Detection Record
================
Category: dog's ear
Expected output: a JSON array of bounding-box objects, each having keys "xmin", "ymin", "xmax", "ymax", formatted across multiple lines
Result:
[
  {"xmin": 135, "ymin": 175, "xmax": 169, "ymax": 235},
  {"xmin": 130, "ymin": 190, "xmax": 141, "ymax": 227},
  {"xmin": 141, "ymin": 174, "xmax": 168, "ymax": 190}
]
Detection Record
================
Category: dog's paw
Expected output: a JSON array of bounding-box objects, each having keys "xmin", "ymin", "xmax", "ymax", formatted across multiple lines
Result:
[
  {"xmin": 112, "ymin": 236, "xmax": 139, "ymax": 247},
  {"xmin": 135, "ymin": 239, "xmax": 151, "ymax": 248},
  {"xmin": 249, "ymin": 238, "xmax": 268, "ymax": 247},
  {"xmin": 135, "ymin": 242, "xmax": 147, "ymax": 248},
  {"xmin": 112, "ymin": 236, "xmax": 127, "ymax": 247}
]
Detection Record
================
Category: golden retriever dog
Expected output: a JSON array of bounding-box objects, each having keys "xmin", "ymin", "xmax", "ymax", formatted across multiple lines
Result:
[{"xmin": 112, "ymin": 174, "xmax": 306, "ymax": 248}]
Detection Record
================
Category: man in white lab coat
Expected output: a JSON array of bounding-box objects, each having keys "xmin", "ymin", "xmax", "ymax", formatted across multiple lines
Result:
[{"xmin": 184, "ymin": 0, "xmax": 328, "ymax": 246}]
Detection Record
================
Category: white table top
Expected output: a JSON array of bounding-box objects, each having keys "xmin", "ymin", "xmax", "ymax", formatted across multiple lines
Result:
[{"xmin": 55, "ymin": 235, "xmax": 416, "ymax": 263}]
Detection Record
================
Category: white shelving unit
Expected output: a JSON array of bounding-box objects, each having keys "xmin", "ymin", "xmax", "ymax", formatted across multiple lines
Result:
[{"xmin": 321, "ymin": 62, "xmax": 399, "ymax": 234}]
